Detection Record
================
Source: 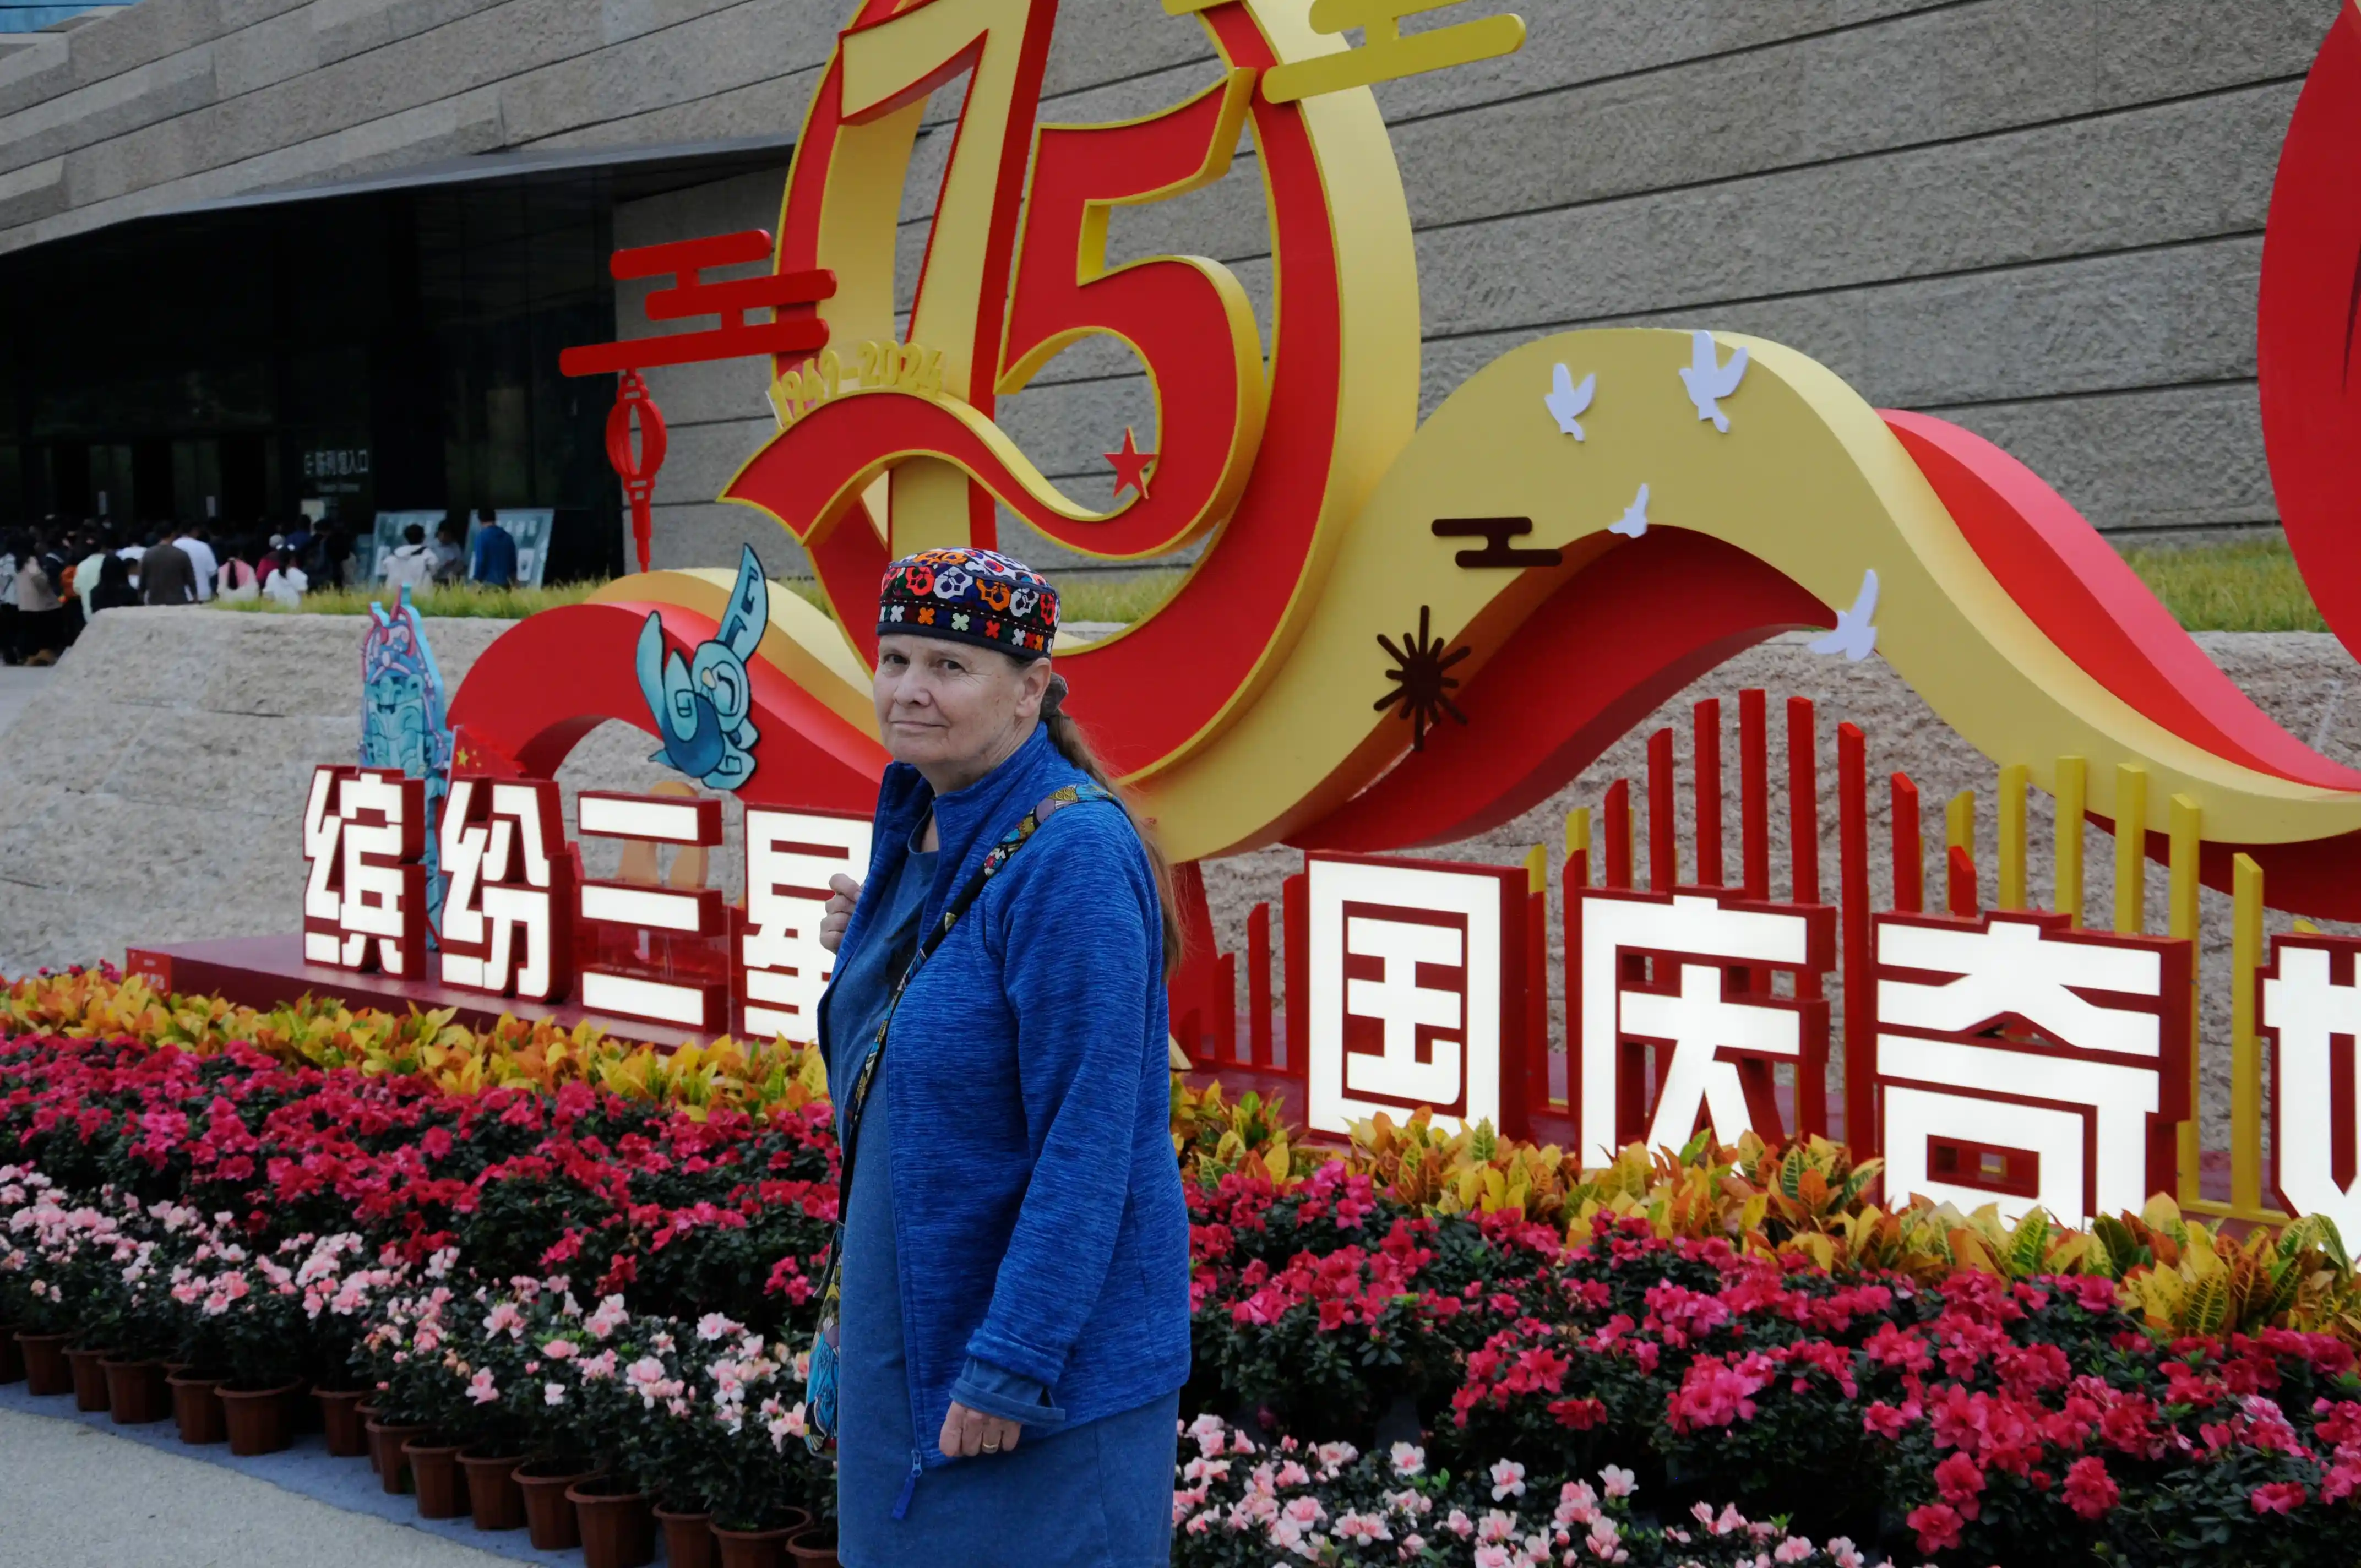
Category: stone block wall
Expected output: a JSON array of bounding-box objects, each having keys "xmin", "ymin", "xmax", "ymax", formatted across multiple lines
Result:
[
  {"xmin": 0, "ymin": 1, "xmax": 2337, "ymax": 574},
  {"xmin": 0, "ymin": 606, "xmax": 687, "ymax": 981}
]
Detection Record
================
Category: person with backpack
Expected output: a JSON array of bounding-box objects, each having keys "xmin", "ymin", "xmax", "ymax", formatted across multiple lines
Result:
[{"xmin": 379, "ymin": 522, "xmax": 438, "ymax": 596}]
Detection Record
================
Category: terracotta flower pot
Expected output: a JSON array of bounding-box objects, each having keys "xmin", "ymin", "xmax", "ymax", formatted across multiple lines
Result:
[
  {"xmin": 568, "ymin": 1478, "xmax": 656, "ymax": 1568},
  {"xmin": 167, "ymin": 1373, "xmax": 227, "ymax": 1446},
  {"xmin": 784, "ymin": 1526, "xmax": 839, "ymax": 1568},
  {"xmin": 314, "ymin": 1389, "xmax": 369, "ymax": 1458},
  {"xmin": 710, "ymin": 1510, "xmax": 813, "ymax": 1568},
  {"xmin": 16, "ymin": 1332, "xmax": 71, "ymax": 1396},
  {"xmin": 366, "ymin": 1418, "xmax": 431, "ymax": 1494},
  {"xmin": 660, "ymin": 1508, "xmax": 720, "ymax": 1568},
  {"xmin": 459, "ymin": 1447, "xmax": 527, "ymax": 1532},
  {"xmin": 219, "ymin": 1382, "xmax": 302, "ymax": 1456},
  {"xmin": 0, "ymin": 1325, "xmax": 24, "ymax": 1385},
  {"xmin": 517, "ymin": 1458, "xmax": 599, "ymax": 1550},
  {"xmin": 64, "ymin": 1346, "xmax": 116, "ymax": 1412},
  {"xmin": 100, "ymin": 1359, "xmax": 170, "ymax": 1425},
  {"xmin": 404, "ymin": 1437, "xmax": 468, "ymax": 1520}
]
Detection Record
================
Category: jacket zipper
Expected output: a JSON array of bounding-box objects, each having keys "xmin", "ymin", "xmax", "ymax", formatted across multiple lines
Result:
[{"xmin": 892, "ymin": 1446, "xmax": 923, "ymax": 1520}]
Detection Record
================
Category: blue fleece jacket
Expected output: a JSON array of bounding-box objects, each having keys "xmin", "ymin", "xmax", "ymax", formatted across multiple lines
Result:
[{"xmin": 820, "ymin": 723, "xmax": 1192, "ymax": 1471}]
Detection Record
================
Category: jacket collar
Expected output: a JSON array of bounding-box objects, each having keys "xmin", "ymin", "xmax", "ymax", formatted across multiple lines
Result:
[{"xmin": 852, "ymin": 723, "xmax": 1081, "ymax": 951}]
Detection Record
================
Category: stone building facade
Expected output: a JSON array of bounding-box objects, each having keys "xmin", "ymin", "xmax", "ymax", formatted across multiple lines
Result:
[{"xmin": 0, "ymin": 0, "xmax": 2338, "ymax": 571}]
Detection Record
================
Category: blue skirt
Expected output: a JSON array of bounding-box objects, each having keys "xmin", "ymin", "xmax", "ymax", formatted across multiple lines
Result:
[{"xmin": 836, "ymin": 1074, "xmax": 1178, "ymax": 1568}]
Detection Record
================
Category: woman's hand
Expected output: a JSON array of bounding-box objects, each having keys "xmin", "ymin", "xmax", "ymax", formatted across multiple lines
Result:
[
  {"xmin": 819, "ymin": 874, "xmax": 862, "ymax": 954},
  {"xmin": 939, "ymin": 1402, "xmax": 1022, "ymax": 1460}
]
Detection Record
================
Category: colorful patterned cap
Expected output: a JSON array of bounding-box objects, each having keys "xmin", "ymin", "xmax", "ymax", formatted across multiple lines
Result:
[{"xmin": 877, "ymin": 548, "xmax": 1061, "ymax": 661}]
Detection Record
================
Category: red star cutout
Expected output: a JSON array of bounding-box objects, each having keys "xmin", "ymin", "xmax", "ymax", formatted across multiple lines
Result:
[{"xmin": 1105, "ymin": 426, "xmax": 1156, "ymax": 500}]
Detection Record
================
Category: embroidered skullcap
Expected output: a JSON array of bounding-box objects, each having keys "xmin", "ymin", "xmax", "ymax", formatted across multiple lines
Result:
[{"xmin": 877, "ymin": 547, "xmax": 1060, "ymax": 660}]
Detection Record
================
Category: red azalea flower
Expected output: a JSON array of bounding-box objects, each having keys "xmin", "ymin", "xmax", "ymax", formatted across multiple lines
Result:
[
  {"xmin": 1863, "ymin": 1401, "xmax": 1916, "ymax": 1439},
  {"xmin": 1906, "ymin": 1501, "xmax": 1963, "ymax": 1554},
  {"xmin": 1547, "ymin": 1396, "xmax": 1605, "ymax": 1430},
  {"xmin": 2063, "ymin": 1456, "xmax": 2119, "ymax": 1520},
  {"xmin": 1933, "ymin": 1452, "xmax": 1986, "ymax": 1518},
  {"xmin": 2250, "ymin": 1481, "xmax": 2307, "ymax": 1515}
]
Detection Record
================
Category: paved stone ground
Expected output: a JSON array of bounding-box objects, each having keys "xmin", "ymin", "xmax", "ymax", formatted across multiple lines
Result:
[{"xmin": 0, "ymin": 1400, "xmax": 515, "ymax": 1568}]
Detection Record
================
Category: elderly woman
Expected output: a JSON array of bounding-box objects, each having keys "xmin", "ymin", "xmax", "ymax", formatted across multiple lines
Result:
[{"xmin": 812, "ymin": 547, "xmax": 1190, "ymax": 1567}]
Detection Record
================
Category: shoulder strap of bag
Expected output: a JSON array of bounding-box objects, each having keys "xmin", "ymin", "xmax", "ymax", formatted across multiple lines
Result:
[{"xmin": 832, "ymin": 781, "xmax": 1111, "ymax": 1204}]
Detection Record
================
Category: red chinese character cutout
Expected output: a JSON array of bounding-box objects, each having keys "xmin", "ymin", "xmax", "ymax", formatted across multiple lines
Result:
[
  {"xmin": 2261, "ymin": 933, "xmax": 2361, "ymax": 1235},
  {"xmin": 438, "ymin": 776, "xmax": 576, "ymax": 1003},
  {"xmin": 1571, "ymin": 888, "xmax": 1836, "ymax": 1168},
  {"xmin": 1303, "ymin": 852, "xmax": 1528, "ymax": 1140},
  {"xmin": 739, "ymin": 808, "xmax": 873, "ymax": 1045},
  {"xmin": 301, "ymin": 765, "xmax": 428, "ymax": 978},
  {"xmin": 1873, "ymin": 911, "xmax": 2191, "ymax": 1222},
  {"xmin": 574, "ymin": 790, "xmax": 730, "ymax": 1033}
]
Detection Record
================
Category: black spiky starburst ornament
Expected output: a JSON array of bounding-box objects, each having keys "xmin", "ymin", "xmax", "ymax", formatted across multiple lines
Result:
[{"xmin": 1373, "ymin": 606, "xmax": 1471, "ymax": 751}]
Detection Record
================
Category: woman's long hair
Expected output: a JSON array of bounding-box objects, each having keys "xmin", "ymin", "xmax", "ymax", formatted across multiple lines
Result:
[{"xmin": 1038, "ymin": 671, "xmax": 1185, "ymax": 978}]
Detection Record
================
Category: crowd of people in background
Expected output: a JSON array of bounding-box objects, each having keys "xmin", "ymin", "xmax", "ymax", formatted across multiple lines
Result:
[{"xmin": 0, "ymin": 508, "xmax": 523, "ymax": 667}]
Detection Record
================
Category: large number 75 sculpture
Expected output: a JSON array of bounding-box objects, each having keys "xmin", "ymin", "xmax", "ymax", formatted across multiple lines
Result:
[{"xmin": 485, "ymin": 0, "xmax": 2361, "ymax": 923}]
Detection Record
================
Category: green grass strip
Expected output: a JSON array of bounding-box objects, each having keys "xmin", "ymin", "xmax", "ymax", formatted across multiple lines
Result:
[{"xmin": 204, "ymin": 541, "xmax": 2325, "ymax": 635}]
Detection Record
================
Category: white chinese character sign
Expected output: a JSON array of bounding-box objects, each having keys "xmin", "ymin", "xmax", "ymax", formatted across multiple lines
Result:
[
  {"xmin": 1873, "ymin": 912, "xmax": 2191, "ymax": 1224},
  {"xmin": 1570, "ymin": 888, "xmax": 1835, "ymax": 1169},
  {"xmin": 1304, "ymin": 853, "xmax": 1526, "ymax": 1140},
  {"xmin": 575, "ymin": 791, "xmax": 732, "ymax": 1034},
  {"xmin": 301, "ymin": 765, "xmax": 428, "ymax": 979},
  {"xmin": 741, "ymin": 808, "xmax": 874, "ymax": 1045},
  {"xmin": 438, "ymin": 777, "xmax": 575, "ymax": 1003},
  {"xmin": 2263, "ymin": 934, "xmax": 2361, "ymax": 1237}
]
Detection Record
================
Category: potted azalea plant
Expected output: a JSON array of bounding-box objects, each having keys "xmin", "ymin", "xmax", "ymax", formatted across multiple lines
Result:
[
  {"xmin": 192, "ymin": 1237, "xmax": 316, "ymax": 1456},
  {"xmin": 349, "ymin": 1266, "xmax": 461, "ymax": 1496},
  {"xmin": 1, "ymin": 1165, "xmax": 78, "ymax": 1393},
  {"xmin": 85, "ymin": 1221, "xmax": 187, "ymax": 1425},
  {"xmin": 448, "ymin": 1284, "xmax": 556, "ymax": 1533},
  {"xmin": 708, "ymin": 1371, "xmax": 829, "ymax": 1568},
  {"xmin": 503, "ymin": 1287, "xmax": 617, "ymax": 1551},
  {"xmin": 547, "ymin": 1299, "xmax": 701, "ymax": 1568},
  {"xmin": 366, "ymin": 1277, "xmax": 492, "ymax": 1521},
  {"xmin": 576, "ymin": 1308, "xmax": 831, "ymax": 1568},
  {"xmin": 281, "ymin": 1233, "xmax": 402, "ymax": 1457},
  {"xmin": 6, "ymin": 1183, "xmax": 140, "ymax": 1408},
  {"xmin": 155, "ymin": 1212, "xmax": 253, "ymax": 1445}
]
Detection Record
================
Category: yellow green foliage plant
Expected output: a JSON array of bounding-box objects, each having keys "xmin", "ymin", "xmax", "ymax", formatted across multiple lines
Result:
[{"xmin": 2, "ymin": 969, "xmax": 825, "ymax": 1122}]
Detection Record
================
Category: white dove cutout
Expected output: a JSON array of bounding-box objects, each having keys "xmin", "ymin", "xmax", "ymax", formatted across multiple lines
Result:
[
  {"xmin": 1545, "ymin": 363, "xmax": 1595, "ymax": 439},
  {"xmin": 1608, "ymin": 482, "xmax": 1650, "ymax": 538},
  {"xmin": 1809, "ymin": 569, "xmax": 1880, "ymax": 661},
  {"xmin": 1678, "ymin": 329, "xmax": 1749, "ymax": 433}
]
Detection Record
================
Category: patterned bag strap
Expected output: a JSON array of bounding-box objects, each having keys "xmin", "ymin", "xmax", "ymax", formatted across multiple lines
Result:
[{"xmin": 831, "ymin": 782, "xmax": 1112, "ymax": 1211}]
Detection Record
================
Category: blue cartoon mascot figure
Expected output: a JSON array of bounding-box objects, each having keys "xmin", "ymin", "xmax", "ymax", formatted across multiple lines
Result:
[{"xmin": 637, "ymin": 543, "xmax": 767, "ymax": 791}]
